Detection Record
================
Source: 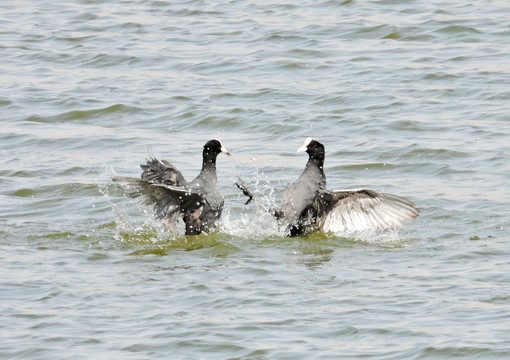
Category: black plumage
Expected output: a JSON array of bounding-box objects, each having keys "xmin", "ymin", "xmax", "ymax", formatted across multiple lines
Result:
[
  {"xmin": 113, "ymin": 139, "xmax": 230, "ymax": 235},
  {"xmin": 273, "ymin": 138, "xmax": 419, "ymax": 236}
]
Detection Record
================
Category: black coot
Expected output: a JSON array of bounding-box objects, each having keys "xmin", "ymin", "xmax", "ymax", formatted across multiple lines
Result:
[
  {"xmin": 273, "ymin": 138, "xmax": 419, "ymax": 236},
  {"xmin": 113, "ymin": 139, "xmax": 230, "ymax": 235}
]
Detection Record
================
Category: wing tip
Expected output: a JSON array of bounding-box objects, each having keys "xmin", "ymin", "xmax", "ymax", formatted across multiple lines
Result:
[{"xmin": 320, "ymin": 190, "xmax": 420, "ymax": 232}]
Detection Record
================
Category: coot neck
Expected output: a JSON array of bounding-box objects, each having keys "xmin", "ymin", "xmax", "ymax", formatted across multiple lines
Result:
[
  {"xmin": 201, "ymin": 151, "xmax": 218, "ymax": 180},
  {"xmin": 304, "ymin": 155, "xmax": 326, "ymax": 186},
  {"xmin": 305, "ymin": 155, "xmax": 324, "ymax": 172}
]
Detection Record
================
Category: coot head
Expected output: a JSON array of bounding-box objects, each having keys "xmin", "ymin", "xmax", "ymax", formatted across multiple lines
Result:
[
  {"xmin": 297, "ymin": 137, "xmax": 325, "ymax": 161},
  {"xmin": 203, "ymin": 139, "xmax": 230, "ymax": 161}
]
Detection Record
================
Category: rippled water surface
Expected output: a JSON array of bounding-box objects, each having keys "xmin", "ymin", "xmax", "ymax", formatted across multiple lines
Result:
[{"xmin": 2, "ymin": 0, "xmax": 510, "ymax": 358}]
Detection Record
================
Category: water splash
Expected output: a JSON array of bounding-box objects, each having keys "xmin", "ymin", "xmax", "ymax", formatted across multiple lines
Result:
[{"xmin": 99, "ymin": 164, "xmax": 413, "ymax": 247}]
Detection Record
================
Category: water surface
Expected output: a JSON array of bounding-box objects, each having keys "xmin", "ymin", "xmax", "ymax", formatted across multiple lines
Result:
[{"xmin": 1, "ymin": 0, "xmax": 510, "ymax": 358}]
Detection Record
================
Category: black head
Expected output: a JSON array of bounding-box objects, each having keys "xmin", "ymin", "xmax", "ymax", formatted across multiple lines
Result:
[
  {"xmin": 203, "ymin": 139, "xmax": 230, "ymax": 164},
  {"xmin": 297, "ymin": 137, "xmax": 325, "ymax": 161}
]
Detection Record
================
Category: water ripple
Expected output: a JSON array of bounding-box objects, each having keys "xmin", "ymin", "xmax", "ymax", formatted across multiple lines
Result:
[{"xmin": 1, "ymin": 0, "xmax": 510, "ymax": 358}]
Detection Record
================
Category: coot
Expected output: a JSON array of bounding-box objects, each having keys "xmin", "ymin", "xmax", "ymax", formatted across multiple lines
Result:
[
  {"xmin": 272, "ymin": 138, "xmax": 419, "ymax": 236},
  {"xmin": 113, "ymin": 139, "xmax": 230, "ymax": 235}
]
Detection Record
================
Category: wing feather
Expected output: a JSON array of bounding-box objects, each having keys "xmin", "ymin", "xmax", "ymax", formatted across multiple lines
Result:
[
  {"xmin": 112, "ymin": 176, "xmax": 204, "ymax": 227},
  {"xmin": 317, "ymin": 189, "xmax": 419, "ymax": 232},
  {"xmin": 140, "ymin": 158, "xmax": 188, "ymax": 186}
]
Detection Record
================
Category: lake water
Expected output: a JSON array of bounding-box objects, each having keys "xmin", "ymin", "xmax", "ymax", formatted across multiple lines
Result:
[{"xmin": 1, "ymin": 0, "xmax": 510, "ymax": 358}]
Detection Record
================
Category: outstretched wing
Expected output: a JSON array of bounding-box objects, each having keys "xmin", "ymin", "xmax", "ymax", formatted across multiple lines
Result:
[
  {"xmin": 112, "ymin": 176, "xmax": 203, "ymax": 228},
  {"xmin": 315, "ymin": 189, "xmax": 419, "ymax": 232},
  {"xmin": 140, "ymin": 158, "xmax": 188, "ymax": 186}
]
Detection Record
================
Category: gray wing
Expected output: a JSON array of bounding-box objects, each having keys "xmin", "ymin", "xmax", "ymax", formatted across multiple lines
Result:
[
  {"xmin": 315, "ymin": 189, "xmax": 419, "ymax": 232},
  {"xmin": 140, "ymin": 158, "xmax": 188, "ymax": 186},
  {"xmin": 112, "ymin": 176, "xmax": 203, "ymax": 228}
]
